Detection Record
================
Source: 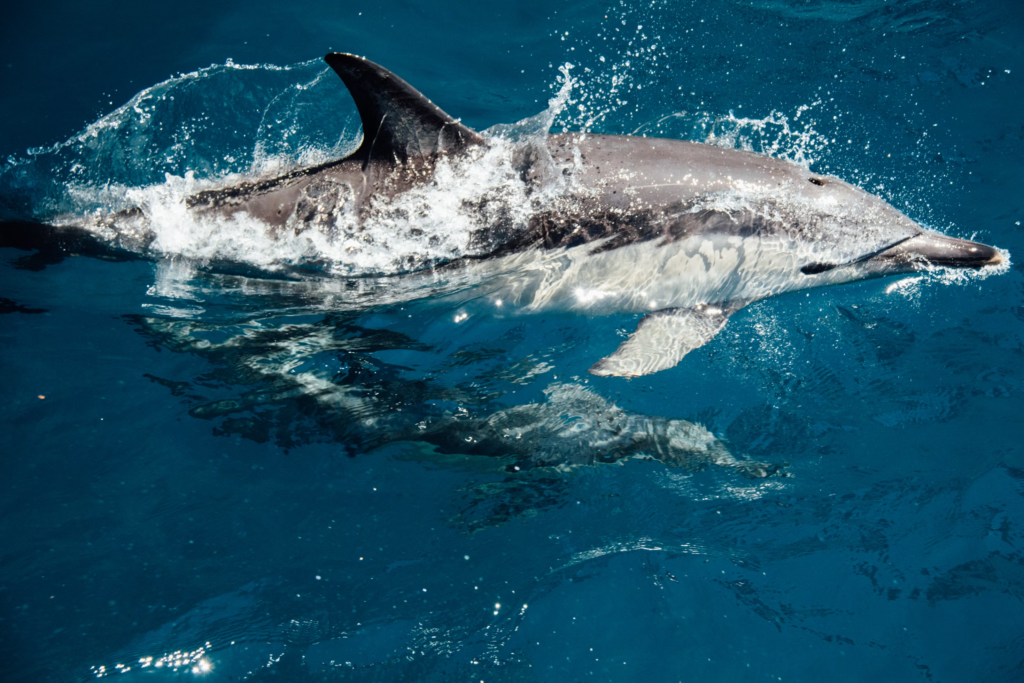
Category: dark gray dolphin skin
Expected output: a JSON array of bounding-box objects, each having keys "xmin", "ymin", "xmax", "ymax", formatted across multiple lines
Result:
[{"xmin": 3, "ymin": 53, "xmax": 1005, "ymax": 377}]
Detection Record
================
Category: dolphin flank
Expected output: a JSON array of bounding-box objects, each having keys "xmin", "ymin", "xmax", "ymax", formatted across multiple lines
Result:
[{"xmin": 3, "ymin": 53, "xmax": 1005, "ymax": 377}]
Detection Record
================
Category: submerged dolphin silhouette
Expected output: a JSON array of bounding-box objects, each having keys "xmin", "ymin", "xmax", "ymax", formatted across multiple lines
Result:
[{"xmin": 3, "ymin": 53, "xmax": 1005, "ymax": 377}]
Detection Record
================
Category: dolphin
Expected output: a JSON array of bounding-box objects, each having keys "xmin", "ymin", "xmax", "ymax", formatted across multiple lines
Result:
[{"xmin": 2, "ymin": 53, "xmax": 1005, "ymax": 377}]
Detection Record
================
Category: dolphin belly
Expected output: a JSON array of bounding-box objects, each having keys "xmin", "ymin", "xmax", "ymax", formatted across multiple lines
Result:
[{"xmin": 486, "ymin": 230, "xmax": 810, "ymax": 316}]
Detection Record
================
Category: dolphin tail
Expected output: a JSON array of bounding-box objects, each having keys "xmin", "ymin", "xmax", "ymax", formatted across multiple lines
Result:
[
  {"xmin": 0, "ymin": 220, "xmax": 139, "ymax": 270},
  {"xmin": 589, "ymin": 303, "xmax": 745, "ymax": 378}
]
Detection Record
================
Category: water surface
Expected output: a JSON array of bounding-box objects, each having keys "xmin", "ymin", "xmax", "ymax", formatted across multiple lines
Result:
[{"xmin": 2, "ymin": 1, "xmax": 1023, "ymax": 681}]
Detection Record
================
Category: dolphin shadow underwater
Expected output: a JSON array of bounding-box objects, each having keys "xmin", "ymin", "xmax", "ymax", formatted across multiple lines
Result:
[
  {"xmin": 126, "ymin": 310, "xmax": 785, "ymax": 480},
  {"xmin": 1, "ymin": 53, "xmax": 1006, "ymax": 377}
]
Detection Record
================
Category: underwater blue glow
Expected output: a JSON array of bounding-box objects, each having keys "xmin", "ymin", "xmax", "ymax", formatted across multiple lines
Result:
[{"xmin": 2, "ymin": 1, "xmax": 1023, "ymax": 681}]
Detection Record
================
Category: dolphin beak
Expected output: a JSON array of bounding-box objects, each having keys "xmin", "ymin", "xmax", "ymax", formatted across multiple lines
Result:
[{"xmin": 876, "ymin": 233, "xmax": 1002, "ymax": 269}]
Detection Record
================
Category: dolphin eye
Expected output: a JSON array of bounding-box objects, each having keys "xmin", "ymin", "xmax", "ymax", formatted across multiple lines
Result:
[{"xmin": 808, "ymin": 177, "xmax": 826, "ymax": 186}]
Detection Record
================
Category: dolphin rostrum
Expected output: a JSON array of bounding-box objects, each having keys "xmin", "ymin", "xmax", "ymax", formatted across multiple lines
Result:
[{"xmin": 3, "ymin": 53, "xmax": 1005, "ymax": 377}]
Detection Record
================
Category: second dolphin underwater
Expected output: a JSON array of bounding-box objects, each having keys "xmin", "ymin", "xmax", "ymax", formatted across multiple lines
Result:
[{"xmin": 14, "ymin": 53, "xmax": 1007, "ymax": 377}]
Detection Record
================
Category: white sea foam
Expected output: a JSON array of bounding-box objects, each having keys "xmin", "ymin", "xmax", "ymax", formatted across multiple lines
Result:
[
  {"xmin": 27, "ymin": 55, "xmax": 1009, "ymax": 294},
  {"xmin": 61, "ymin": 135, "xmax": 560, "ymax": 276},
  {"xmin": 57, "ymin": 65, "xmax": 583, "ymax": 277}
]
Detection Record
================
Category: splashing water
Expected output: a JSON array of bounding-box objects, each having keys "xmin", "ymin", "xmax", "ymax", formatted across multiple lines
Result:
[
  {"xmin": 3, "ymin": 60, "xmax": 589, "ymax": 277},
  {"xmin": 0, "ymin": 59, "xmax": 357, "ymax": 219},
  {"xmin": 0, "ymin": 51, "xmax": 995, "ymax": 288}
]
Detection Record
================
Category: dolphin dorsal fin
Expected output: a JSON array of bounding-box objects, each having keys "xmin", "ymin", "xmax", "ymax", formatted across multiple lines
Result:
[{"xmin": 324, "ymin": 53, "xmax": 483, "ymax": 165}]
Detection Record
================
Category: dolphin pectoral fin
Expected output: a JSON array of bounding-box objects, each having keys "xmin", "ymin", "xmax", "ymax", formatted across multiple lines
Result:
[{"xmin": 589, "ymin": 303, "xmax": 740, "ymax": 378}]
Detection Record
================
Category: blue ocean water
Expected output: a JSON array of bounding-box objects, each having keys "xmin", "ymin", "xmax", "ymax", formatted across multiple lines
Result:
[{"xmin": 2, "ymin": 1, "xmax": 1024, "ymax": 681}]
